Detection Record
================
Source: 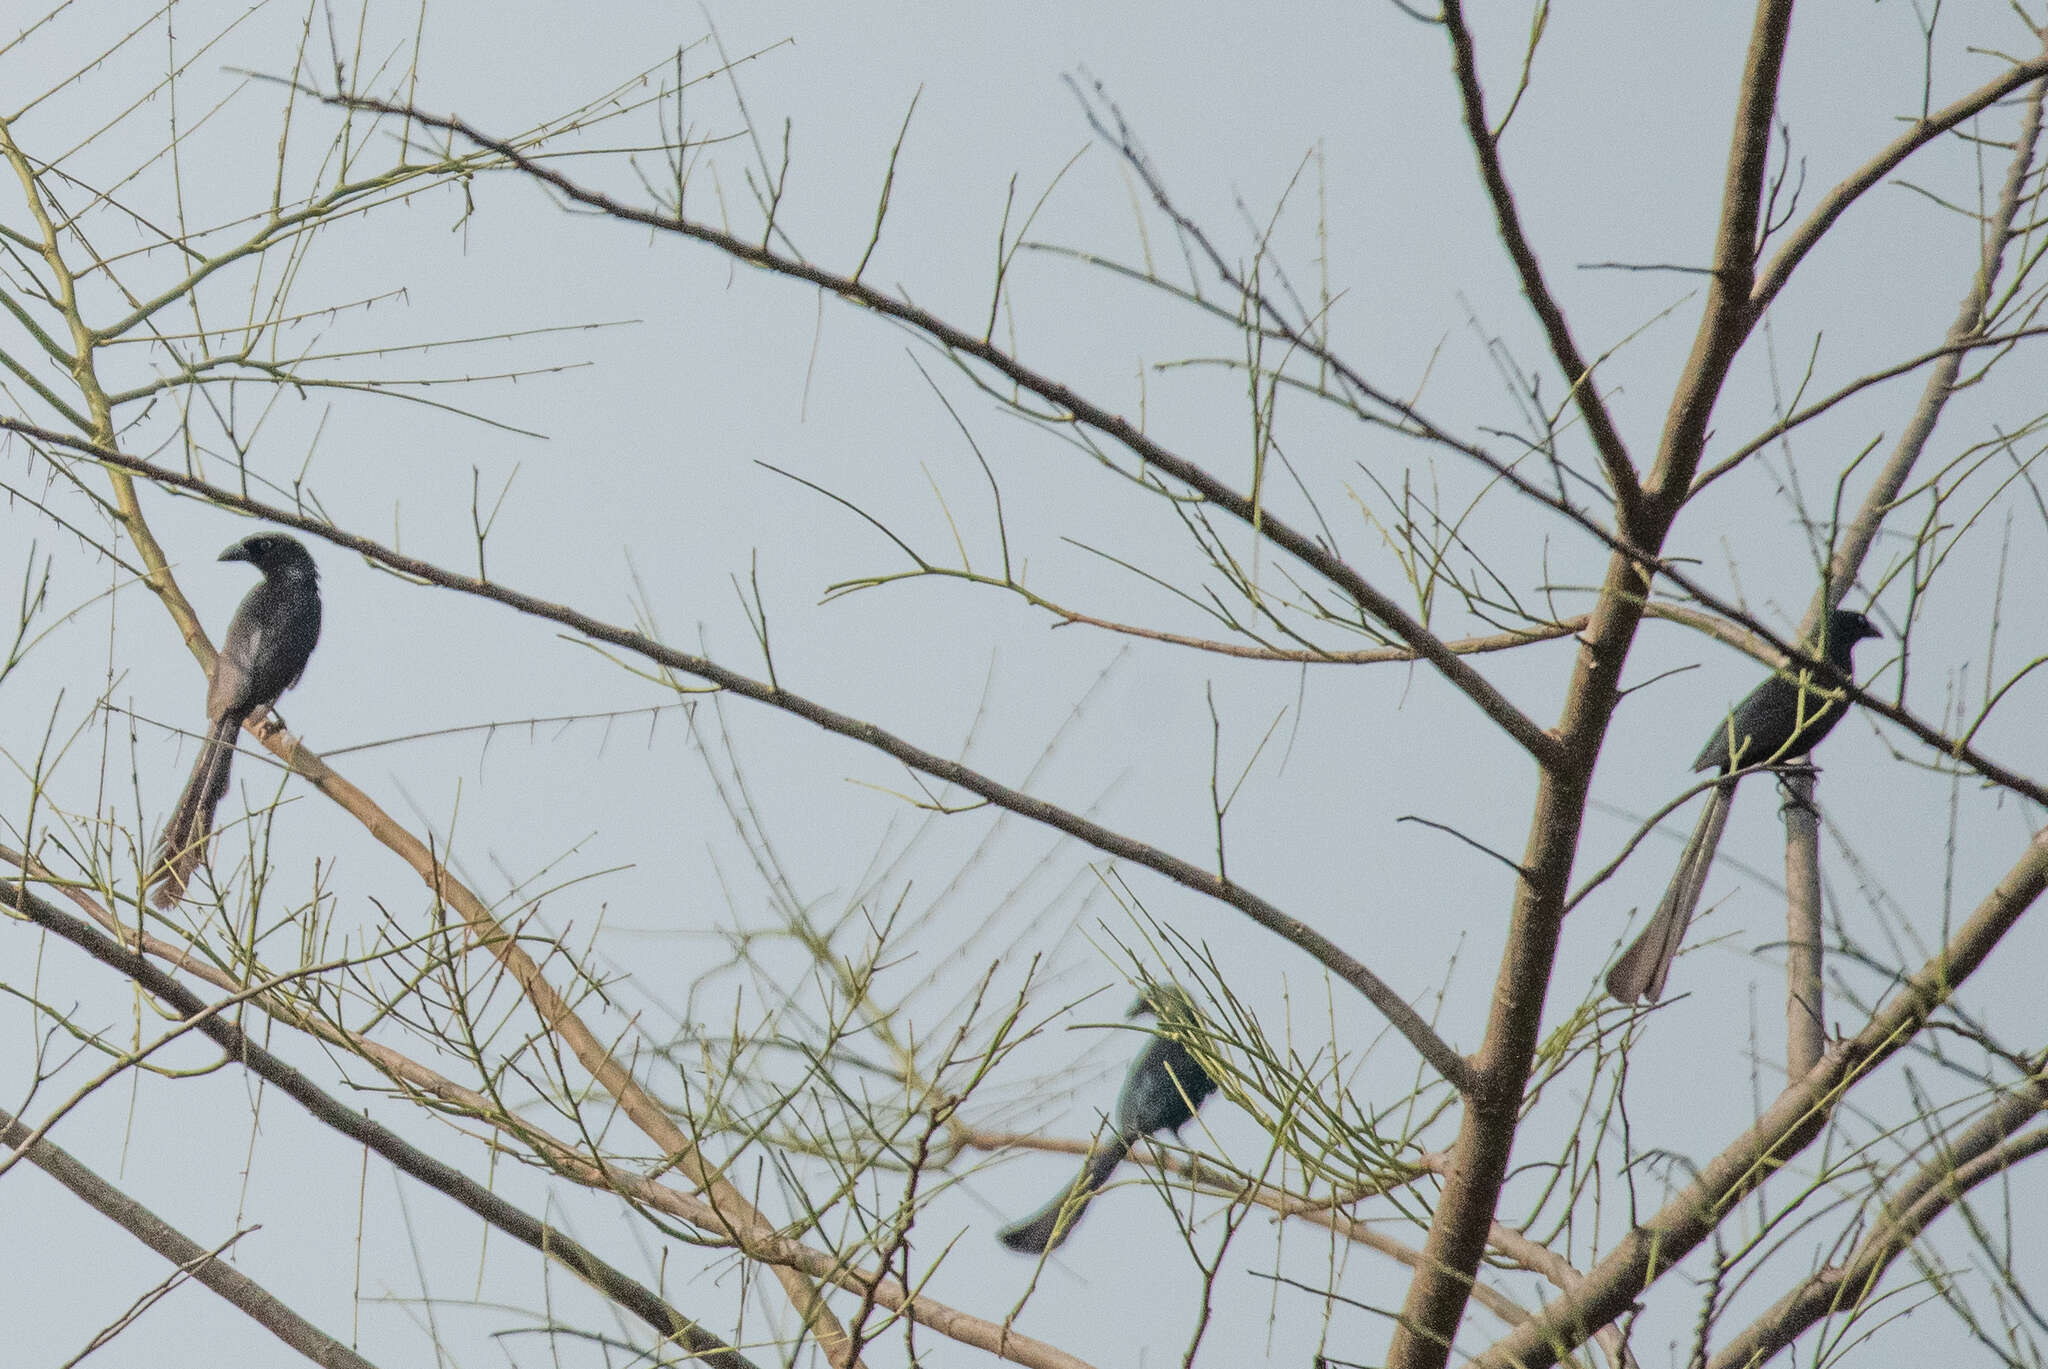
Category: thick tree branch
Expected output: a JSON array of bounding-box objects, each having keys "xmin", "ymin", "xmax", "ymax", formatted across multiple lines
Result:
[
  {"xmin": 1643, "ymin": 0, "xmax": 1793, "ymax": 511},
  {"xmin": 1470, "ymin": 821, "xmax": 2048, "ymax": 1368},
  {"xmin": 1388, "ymin": 8, "xmax": 1796, "ymax": 1365},
  {"xmin": 1778, "ymin": 769, "xmax": 1824, "ymax": 1078}
]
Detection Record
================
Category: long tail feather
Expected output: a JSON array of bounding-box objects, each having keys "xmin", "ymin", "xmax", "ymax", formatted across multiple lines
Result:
[
  {"xmin": 1607, "ymin": 783, "xmax": 1734, "ymax": 1002},
  {"xmin": 996, "ymin": 1135, "xmax": 1132, "ymax": 1255},
  {"xmin": 149, "ymin": 713, "xmax": 242, "ymax": 908}
]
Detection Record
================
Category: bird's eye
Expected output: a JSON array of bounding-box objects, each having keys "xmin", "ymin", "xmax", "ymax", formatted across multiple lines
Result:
[{"xmin": 249, "ymin": 538, "xmax": 270, "ymax": 555}]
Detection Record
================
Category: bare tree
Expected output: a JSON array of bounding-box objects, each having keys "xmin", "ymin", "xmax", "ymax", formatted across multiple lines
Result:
[{"xmin": 4, "ymin": 3, "xmax": 2048, "ymax": 1368}]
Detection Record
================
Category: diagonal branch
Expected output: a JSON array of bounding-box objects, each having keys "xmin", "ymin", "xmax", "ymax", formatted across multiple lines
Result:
[
  {"xmin": 1695, "ymin": 321, "xmax": 2048, "ymax": 492},
  {"xmin": 1706, "ymin": 1076, "xmax": 2048, "ymax": 1369},
  {"xmin": 302, "ymin": 86, "xmax": 1565, "ymax": 773},
  {"xmin": 19, "ymin": 413, "xmax": 2038, "ymax": 819},
  {"xmin": 0, "ymin": 420, "xmax": 1474, "ymax": 1094},
  {"xmin": 0, "ymin": 126, "xmax": 862, "ymax": 1355},
  {"xmin": 0, "ymin": 848, "xmax": 1093, "ymax": 1369},
  {"xmin": 0, "ymin": 114, "xmax": 853, "ymax": 1339},
  {"xmin": 1752, "ymin": 50, "xmax": 2048, "ymax": 318},
  {"xmin": 0, "ymin": 1103, "xmax": 380, "ymax": 1369},
  {"xmin": 1469, "ymin": 821, "xmax": 2048, "ymax": 1369},
  {"xmin": 0, "ymin": 878, "xmax": 760, "ymax": 1369},
  {"xmin": 1437, "ymin": 0, "xmax": 1643, "ymax": 541},
  {"xmin": 1818, "ymin": 45, "xmax": 2048, "ymax": 607}
]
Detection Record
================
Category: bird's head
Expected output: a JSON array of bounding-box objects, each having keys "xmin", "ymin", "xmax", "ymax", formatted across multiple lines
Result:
[
  {"xmin": 220, "ymin": 532, "xmax": 317, "ymax": 578},
  {"xmin": 1824, "ymin": 608, "xmax": 1881, "ymax": 656},
  {"xmin": 1835, "ymin": 610, "xmax": 1875, "ymax": 647},
  {"xmin": 1128, "ymin": 981, "xmax": 1198, "ymax": 1024}
]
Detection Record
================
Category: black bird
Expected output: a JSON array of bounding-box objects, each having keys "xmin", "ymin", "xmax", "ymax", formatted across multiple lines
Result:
[
  {"xmin": 150, "ymin": 533, "xmax": 323, "ymax": 908},
  {"xmin": 1606, "ymin": 607, "xmax": 1881, "ymax": 1003},
  {"xmin": 997, "ymin": 984, "xmax": 1219, "ymax": 1255}
]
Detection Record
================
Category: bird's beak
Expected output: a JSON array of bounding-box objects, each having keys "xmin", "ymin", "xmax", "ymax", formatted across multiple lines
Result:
[
  {"xmin": 1126, "ymin": 996, "xmax": 1152, "ymax": 1020},
  {"xmin": 218, "ymin": 541, "xmax": 251, "ymax": 564}
]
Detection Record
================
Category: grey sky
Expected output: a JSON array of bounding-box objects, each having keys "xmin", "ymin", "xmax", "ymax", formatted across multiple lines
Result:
[{"xmin": 3, "ymin": 3, "xmax": 2046, "ymax": 1366}]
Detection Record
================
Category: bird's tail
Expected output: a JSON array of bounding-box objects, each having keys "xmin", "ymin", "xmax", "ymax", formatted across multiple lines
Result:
[
  {"xmin": 1606, "ymin": 782, "xmax": 1735, "ymax": 1003},
  {"xmin": 149, "ymin": 712, "xmax": 242, "ymax": 909},
  {"xmin": 996, "ymin": 1134, "xmax": 1132, "ymax": 1255}
]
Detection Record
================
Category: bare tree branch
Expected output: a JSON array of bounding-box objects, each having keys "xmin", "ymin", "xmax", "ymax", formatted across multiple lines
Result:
[
  {"xmin": 0, "ymin": 878, "xmax": 761, "ymax": 1369},
  {"xmin": 0, "ymin": 1103, "xmax": 381, "ymax": 1369},
  {"xmin": 1387, "ymin": 8, "xmax": 1798, "ymax": 1364},
  {"xmin": 1706, "ymin": 1076, "xmax": 2048, "ymax": 1369},
  {"xmin": 0, "ymin": 417, "xmax": 1476, "ymax": 1092},
  {"xmin": 1752, "ymin": 50, "xmax": 2048, "ymax": 318},
  {"xmin": 1437, "ymin": 0, "xmax": 1644, "ymax": 542},
  {"xmin": 1821, "ymin": 41, "xmax": 2048, "ymax": 605},
  {"xmin": 1471, "ymin": 822, "xmax": 2048, "ymax": 1368},
  {"xmin": 296, "ymin": 85, "xmax": 1567, "ymax": 772}
]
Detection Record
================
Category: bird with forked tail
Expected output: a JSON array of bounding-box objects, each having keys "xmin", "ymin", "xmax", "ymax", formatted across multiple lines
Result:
[
  {"xmin": 997, "ymin": 983, "xmax": 1219, "ymax": 1255},
  {"xmin": 1607, "ymin": 607, "xmax": 1880, "ymax": 1003},
  {"xmin": 150, "ymin": 533, "xmax": 322, "ymax": 908}
]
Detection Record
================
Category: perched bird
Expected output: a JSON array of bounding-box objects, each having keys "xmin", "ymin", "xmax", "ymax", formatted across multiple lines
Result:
[
  {"xmin": 1606, "ymin": 607, "xmax": 1881, "ymax": 1003},
  {"xmin": 997, "ymin": 983, "xmax": 1220, "ymax": 1255},
  {"xmin": 149, "ymin": 533, "xmax": 323, "ymax": 908}
]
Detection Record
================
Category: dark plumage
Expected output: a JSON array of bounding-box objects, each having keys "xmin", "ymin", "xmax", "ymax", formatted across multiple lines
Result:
[
  {"xmin": 149, "ymin": 533, "xmax": 322, "ymax": 908},
  {"xmin": 1607, "ymin": 608, "xmax": 1881, "ymax": 1003},
  {"xmin": 997, "ymin": 985, "xmax": 1219, "ymax": 1256}
]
